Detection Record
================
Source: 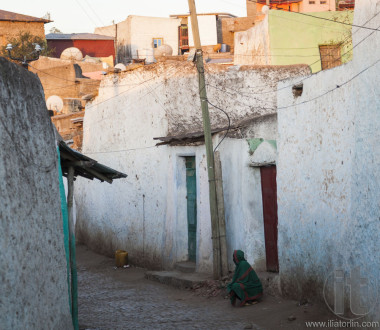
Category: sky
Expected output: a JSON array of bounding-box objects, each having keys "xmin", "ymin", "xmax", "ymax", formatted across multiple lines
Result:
[{"xmin": 2, "ymin": 0, "xmax": 248, "ymax": 34}]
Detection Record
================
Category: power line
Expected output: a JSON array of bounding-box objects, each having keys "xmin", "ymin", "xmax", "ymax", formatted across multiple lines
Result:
[
  {"xmin": 208, "ymin": 57, "xmax": 380, "ymax": 112},
  {"xmin": 207, "ymin": 100, "xmax": 231, "ymax": 152},
  {"xmin": 247, "ymin": 0, "xmax": 380, "ymax": 32},
  {"xmin": 206, "ymin": 16, "xmax": 380, "ymax": 96},
  {"xmin": 83, "ymin": 0, "xmax": 105, "ymax": 26},
  {"xmin": 75, "ymin": 0, "xmax": 99, "ymax": 27},
  {"xmin": 85, "ymin": 145, "xmax": 158, "ymax": 155},
  {"xmin": 86, "ymin": 66, "xmax": 178, "ymax": 110}
]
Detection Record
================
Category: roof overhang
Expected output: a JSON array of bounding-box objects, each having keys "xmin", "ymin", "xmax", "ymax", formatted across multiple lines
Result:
[{"xmin": 59, "ymin": 141, "xmax": 127, "ymax": 183}]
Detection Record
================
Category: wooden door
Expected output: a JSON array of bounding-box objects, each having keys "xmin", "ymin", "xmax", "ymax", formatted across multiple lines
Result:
[
  {"xmin": 260, "ymin": 166, "xmax": 279, "ymax": 272},
  {"xmin": 185, "ymin": 157, "xmax": 197, "ymax": 262},
  {"xmin": 179, "ymin": 25, "xmax": 189, "ymax": 54}
]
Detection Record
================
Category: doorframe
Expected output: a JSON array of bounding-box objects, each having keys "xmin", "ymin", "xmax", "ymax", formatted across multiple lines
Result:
[
  {"xmin": 175, "ymin": 153, "xmax": 198, "ymax": 264},
  {"xmin": 259, "ymin": 164, "xmax": 279, "ymax": 273}
]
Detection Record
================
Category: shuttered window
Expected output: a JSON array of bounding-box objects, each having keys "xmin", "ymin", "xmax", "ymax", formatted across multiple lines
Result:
[{"xmin": 319, "ymin": 45, "xmax": 342, "ymax": 70}]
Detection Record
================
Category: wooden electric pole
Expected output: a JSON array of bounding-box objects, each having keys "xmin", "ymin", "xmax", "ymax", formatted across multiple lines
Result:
[{"xmin": 188, "ymin": 0, "xmax": 221, "ymax": 279}]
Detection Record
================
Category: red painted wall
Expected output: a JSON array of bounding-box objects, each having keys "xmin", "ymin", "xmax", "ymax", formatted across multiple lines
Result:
[{"xmin": 47, "ymin": 39, "xmax": 115, "ymax": 59}]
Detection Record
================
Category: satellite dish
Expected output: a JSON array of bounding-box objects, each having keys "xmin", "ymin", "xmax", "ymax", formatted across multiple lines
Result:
[
  {"xmin": 154, "ymin": 44, "xmax": 173, "ymax": 58},
  {"xmin": 61, "ymin": 47, "xmax": 83, "ymax": 61},
  {"xmin": 46, "ymin": 95, "xmax": 63, "ymax": 112},
  {"xmin": 114, "ymin": 63, "xmax": 126, "ymax": 71}
]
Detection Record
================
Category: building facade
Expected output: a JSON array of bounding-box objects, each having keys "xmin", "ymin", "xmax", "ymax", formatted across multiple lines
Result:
[
  {"xmin": 46, "ymin": 33, "xmax": 115, "ymax": 60},
  {"xmin": 234, "ymin": 9, "xmax": 353, "ymax": 72},
  {"xmin": 276, "ymin": 0, "xmax": 379, "ymax": 321},
  {"xmin": 0, "ymin": 9, "xmax": 49, "ymax": 49},
  {"xmin": 74, "ymin": 61, "xmax": 309, "ymax": 274},
  {"xmin": 95, "ymin": 16, "xmax": 182, "ymax": 63}
]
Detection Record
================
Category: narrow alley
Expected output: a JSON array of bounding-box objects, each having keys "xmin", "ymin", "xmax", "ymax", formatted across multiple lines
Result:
[{"xmin": 77, "ymin": 245, "xmax": 338, "ymax": 330}]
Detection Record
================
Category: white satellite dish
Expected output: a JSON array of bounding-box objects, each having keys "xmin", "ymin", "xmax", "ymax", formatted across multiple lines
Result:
[
  {"xmin": 61, "ymin": 47, "xmax": 83, "ymax": 61},
  {"xmin": 114, "ymin": 63, "xmax": 127, "ymax": 71},
  {"xmin": 46, "ymin": 95, "xmax": 64, "ymax": 112}
]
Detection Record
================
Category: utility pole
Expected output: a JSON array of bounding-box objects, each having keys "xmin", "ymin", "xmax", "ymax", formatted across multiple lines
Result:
[{"xmin": 188, "ymin": 0, "xmax": 221, "ymax": 279}]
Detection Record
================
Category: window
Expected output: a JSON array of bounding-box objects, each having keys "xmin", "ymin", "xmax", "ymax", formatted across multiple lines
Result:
[
  {"xmin": 319, "ymin": 45, "xmax": 342, "ymax": 70},
  {"xmin": 320, "ymin": 1, "xmax": 327, "ymax": 3},
  {"xmin": 153, "ymin": 38, "xmax": 163, "ymax": 48},
  {"xmin": 309, "ymin": 1, "xmax": 315, "ymax": 3}
]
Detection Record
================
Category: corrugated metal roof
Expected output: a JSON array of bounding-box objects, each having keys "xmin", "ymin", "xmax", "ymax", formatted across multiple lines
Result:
[
  {"xmin": 256, "ymin": 0, "xmax": 301, "ymax": 3},
  {"xmin": 170, "ymin": 12, "xmax": 236, "ymax": 18},
  {"xmin": 0, "ymin": 9, "xmax": 51, "ymax": 23},
  {"xmin": 46, "ymin": 33, "xmax": 114, "ymax": 40},
  {"xmin": 59, "ymin": 141, "xmax": 127, "ymax": 183}
]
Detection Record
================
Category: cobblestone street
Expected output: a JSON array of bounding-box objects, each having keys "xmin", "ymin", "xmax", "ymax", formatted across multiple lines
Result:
[{"xmin": 77, "ymin": 245, "xmax": 339, "ymax": 329}]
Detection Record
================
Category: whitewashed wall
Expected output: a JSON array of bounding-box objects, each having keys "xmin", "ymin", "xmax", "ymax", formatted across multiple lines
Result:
[
  {"xmin": 234, "ymin": 13, "xmax": 270, "ymax": 66},
  {"xmin": 129, "ymin": 16, "xmax": 181, "ymax": 58},
  {"xmin": 95, "ymin": 16, "xmax": 181, "ymax": 61},
  {"xmin": 188, "ymin": 15, "xmax": 218, "ymax": 47},
  {"xmin": 277, "ymin": 0, "xmax": 380, "ymax": 321},
  {"xmin": 75, "ymin": 62, "xmax": 309, "ymax": 273}
]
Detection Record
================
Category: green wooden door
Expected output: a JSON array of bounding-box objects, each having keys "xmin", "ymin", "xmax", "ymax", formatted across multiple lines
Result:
[{"xmin": 185, "ymin": 157, "xmax": 197, "ymax": 262}]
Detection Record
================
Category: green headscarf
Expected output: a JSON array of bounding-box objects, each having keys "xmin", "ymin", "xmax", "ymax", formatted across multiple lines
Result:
[{"xmin": 227, "ymin": 250, "xmax": 263, "ymax": 307}]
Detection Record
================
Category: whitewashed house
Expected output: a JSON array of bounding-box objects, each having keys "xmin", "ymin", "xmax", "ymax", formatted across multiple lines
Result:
[
  {"xmin": 95, "ymin": 16, "xmax": 182, "ymax": 62},
  {"xmin": 276, "ymin": 0, "xmax": 380, "ymax": 322},
  {"xmin": 75, "ymin": 61, "xmax": 309, "ymax": 274}
]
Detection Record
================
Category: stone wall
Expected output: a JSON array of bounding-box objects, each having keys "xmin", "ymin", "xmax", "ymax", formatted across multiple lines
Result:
[{"xmin": 0, "ymin": 57, "xmax": 72, "ymax": 329}]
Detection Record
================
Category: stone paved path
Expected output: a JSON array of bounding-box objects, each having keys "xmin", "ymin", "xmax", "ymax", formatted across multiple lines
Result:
[{"xmin": 77, "ymin": 245, "xmax": 338, "ymax": 330}]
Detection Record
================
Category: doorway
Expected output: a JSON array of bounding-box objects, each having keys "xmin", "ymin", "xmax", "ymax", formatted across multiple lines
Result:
[
  {"xmin": 185, "ymin": 156, "xmax": 197, "ymax": 262},
  {"xmin": 260, "ymin": 165, "xmax": 279, "ymax": 272}
]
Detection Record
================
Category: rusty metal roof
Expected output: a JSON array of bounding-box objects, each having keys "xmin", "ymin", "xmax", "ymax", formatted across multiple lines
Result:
[
  {"xmin": 0, "ymin": 9, "xmax": 51, "ymax": 23},
  {"xmin": 46, "ymin": 33, "xmax": 114, "ymax": 40},
  {"xmin": 256, "ymin": 0, "xmax": 301, "ymax": 3},
  {"xmin": 59, "ymin": 141, "xmax": 127, "ymax": 183}
]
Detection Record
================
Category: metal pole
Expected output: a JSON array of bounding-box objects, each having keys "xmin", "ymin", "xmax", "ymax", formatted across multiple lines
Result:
[
  {"xmin": 188, "ymin": 0, "xmax": 221, "ymax": 279},
  {"xmin": 67, "ymin": 166, "xmax": 79, "ymax": 330}
]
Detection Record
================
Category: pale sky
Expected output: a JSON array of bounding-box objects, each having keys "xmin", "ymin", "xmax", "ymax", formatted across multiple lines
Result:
[{"xmin": 2, "ymin": 0, "xmax": 247, "ymax": 34}]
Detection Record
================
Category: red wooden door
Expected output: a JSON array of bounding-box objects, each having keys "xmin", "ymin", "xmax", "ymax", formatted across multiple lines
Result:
[{"xmin": 260, "ymin": 166, "xmax": 279, "ymax": 272}]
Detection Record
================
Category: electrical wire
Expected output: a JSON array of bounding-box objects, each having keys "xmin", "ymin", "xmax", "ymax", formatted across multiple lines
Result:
[
  {"xmin": 75, "ymin": 0, "xmax": 99, "ymax": 27},
  {"xmin": 207, "ymin": 57, "xmax": 380, "ymax": 112},
  {"xmin": 83, "ymin": 0, "xmax": 105, "ymax": 26},
  {"xmin": 206, "ymin": 15, "xmax": 380, "ymax": 97},
  {"xmin": 85, "ymin": 145, "xmax": 157, "ymax": 155},
  {"xmin": 207, "ymin": 100, "xmax": 231, "ymax": 152},
  {"xmin": 86, "ymin": 66, "xmax": 178, "ymax": 110}
]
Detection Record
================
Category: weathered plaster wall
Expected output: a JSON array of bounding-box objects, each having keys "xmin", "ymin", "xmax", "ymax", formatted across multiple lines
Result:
[
  {"xmin": 269, "ymin": 10, "xmax": 353, "ymax": 72},
  {"xmin": 95, "ymin": 16, "xmax": 181, "ymax": 61},
  {"xmin": 29, "ymin": 57, "xmax": 101, "ymax": 104},
  {"xmin": 221, "ymin": 16, "xmax": 256, "ymax": 53},
  {"xmin": 234, "ymin": 10, "xmax": 353, "ymax": 72},
  {"xmin": 234, "ymin": 14, "xmax": 270, "ymax": 66},
  {"xmin": 277, "ymin": 0, "xmax": 380, "ymax": 321},
  {"xmin": 129, "ymin": 16, "xmax": 181, "ymax": 59},
  {"xmin": 0, "ymin": 21, "xmax": 45, "ymax": 48},
  {"xmin": 0, "ymin": 58, "xmax": 72, "ymax": 329},
  {"xmin": 188, "ymin": 15, "xmax": 218, "ymax": 47},
  {"xmin": 75, "ymin": 61, "xmax": 309, "ymax": 273}
]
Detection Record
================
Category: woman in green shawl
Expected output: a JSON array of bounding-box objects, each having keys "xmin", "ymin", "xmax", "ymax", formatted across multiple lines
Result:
[{"xmin": 227, "ymin": 250, "xmax": 263, "ymax": 307}]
